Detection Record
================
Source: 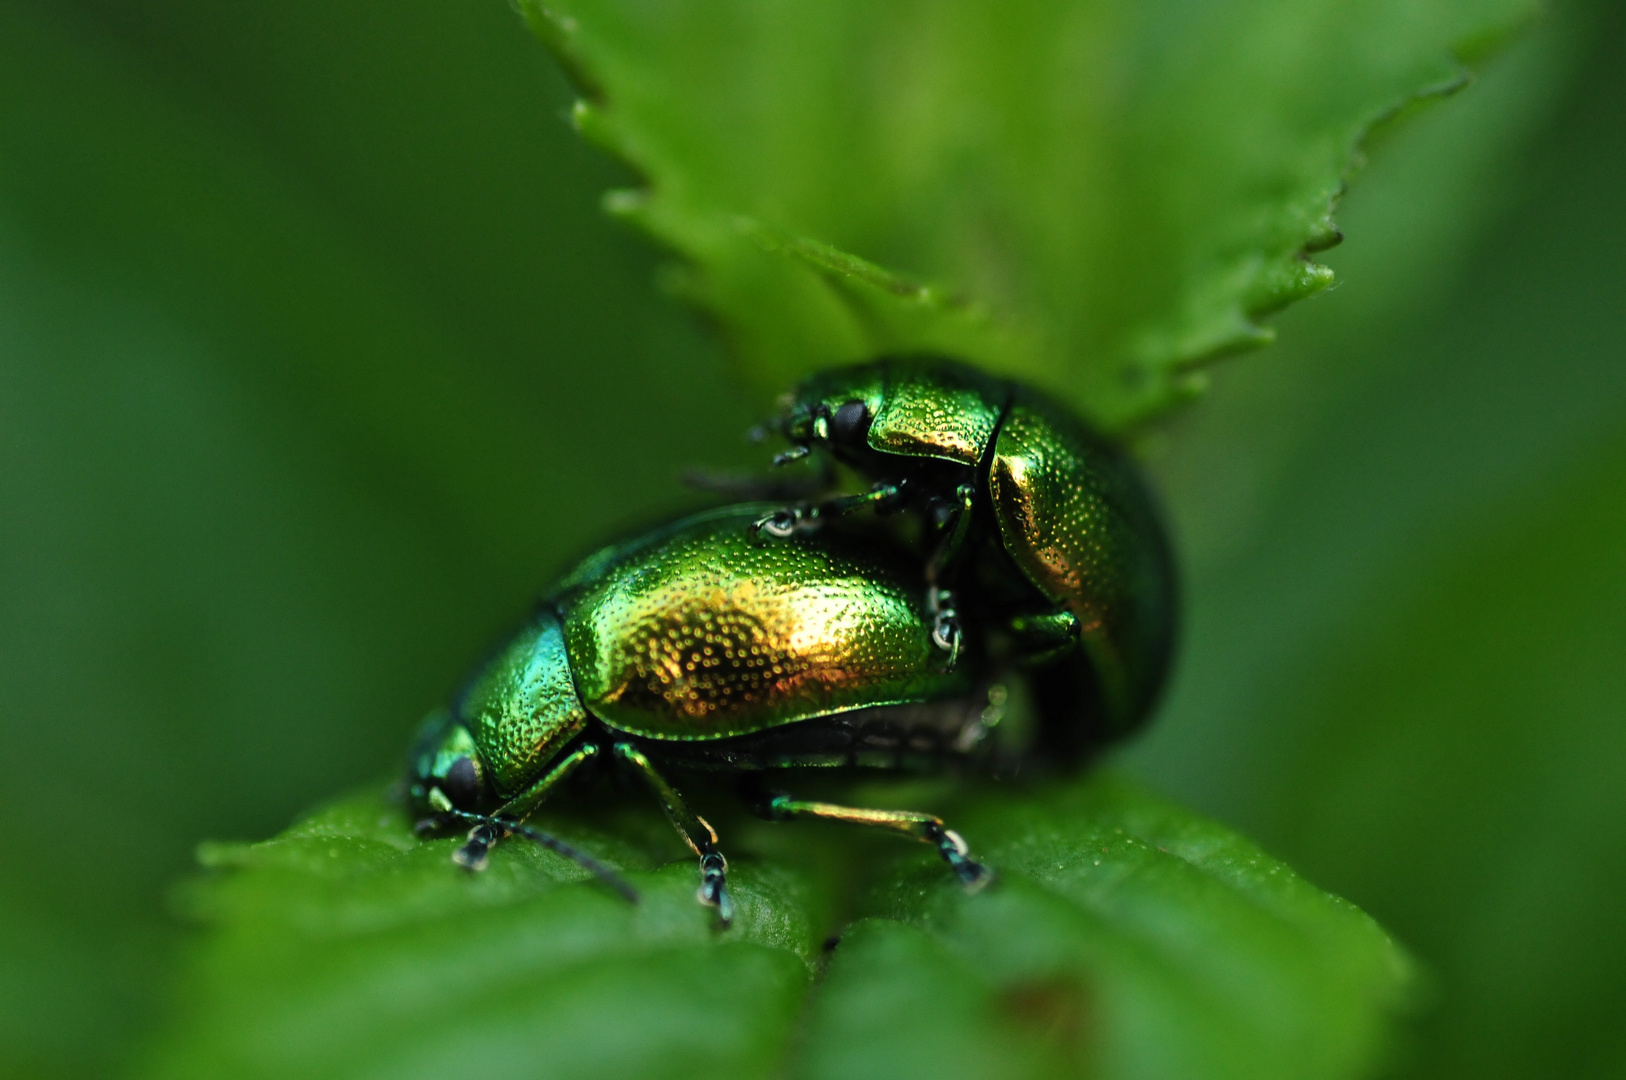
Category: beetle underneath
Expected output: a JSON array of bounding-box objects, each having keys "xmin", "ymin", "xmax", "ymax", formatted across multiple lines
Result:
[{"xmin": 409, "ymin": 505, "xmax": 1001, "ymax": 925}]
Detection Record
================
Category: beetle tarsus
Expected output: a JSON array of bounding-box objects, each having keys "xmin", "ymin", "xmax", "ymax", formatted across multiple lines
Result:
[
  {"xmin": 697, "ymin": 851, "xmax": 733, "ymax": 926},
  {"xmin": 453, "ymin": 822, "xmax": 501, "ymax": 872},
  {"xmin": 925, "ymin": 822, "xmax": 992, "ymax": 891},
  {"xmin": 751, "ymin": 506, "xmax": 810, "ymax": 539},
  {"xmin": 928, "ymin": 587, "xmax": 963, "ymax": 670},
  {"xmin": 442, "ymin": 808, "xmax": 639, "ymax": 901},
  {"xmin": 751, "ymin": 483, "xmax": 906, "ymax": 542},
  {"xmin": 931, "ymin": 616, "xmax": 962, "ymax": 670}
]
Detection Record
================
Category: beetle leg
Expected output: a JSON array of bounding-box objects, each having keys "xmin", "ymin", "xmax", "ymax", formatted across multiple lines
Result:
[
  {"xmin": 451, "ymin": 743, "xmax": 600, "ymax": 870},
  {"xmin": 682, "ymin": 470, "xmax": 829, "ymax": 501},
  {"xmin": 441, "ymin": 809, "xmax": 637, "ymax": 901},
  {"xmin": 772, "ymin": 444, "xmax": 813, "ymax": 467},
  {"xmin": 613, "ymin": 743, "xmax": 735, "ymax": 927},
  {"xmin": 765, "ymin": 796, "xmax": 992, "ymax": 890},
  {"xmin": 750, "ymin": 482, "xmax": 902, "ymax": 540},
  {"xmin": 1008, "ymin": 610, "xmax": 1081, "ymax": 665},
  {"xmin": 921, "ymin": 483, "xmax": 976, "ymax": 668},
  {"xmin": 925, "ymin": 482, "xmax": 977, "ymax": 582},
  {"xmin": 926, "ymin": 586, "xmax": 962, "ymax": 671},
  {"xmin": 682, "ymin": 455, "xmax": 835, "ymax": 501}
]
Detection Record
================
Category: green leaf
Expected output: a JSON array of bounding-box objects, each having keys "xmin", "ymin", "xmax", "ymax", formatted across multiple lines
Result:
[
  {"xmin": 140, "ymin": 776, "xmax": 1411, "ymax": 1079},
  {"xmin": 0, "ymin": 4, "xmax": 753, "ymax": 1073},
  {"xmin": 1, "ymin": 2, "xmax": 1613, "ymax": 1080},
  {"xmin": 1129, "ymin": 9, "xmax": 1626, "ymax": 1078},
  {"xmin": 522, "ymin": 0, "xmax": 1533, "ymax": 426}
]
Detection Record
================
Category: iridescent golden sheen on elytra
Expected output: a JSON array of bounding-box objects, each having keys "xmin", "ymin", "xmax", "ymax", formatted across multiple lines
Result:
[
  {"xmin": 558, "ymin": 505, "xmax": 965, "ymax": 740},
  {"xmin": 434, "ymin": 505, "xmax": 971, "ymax": 803}
]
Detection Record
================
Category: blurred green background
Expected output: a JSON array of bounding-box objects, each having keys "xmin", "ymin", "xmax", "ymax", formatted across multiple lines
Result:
[{"xmin": 0, "ymin": 1, "xmax": 1621, "ymax": 1078}]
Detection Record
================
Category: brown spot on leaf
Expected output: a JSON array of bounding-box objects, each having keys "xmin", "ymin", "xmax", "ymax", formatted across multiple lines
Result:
[{"xmin": 1000, "ymin": 975, "xmax": 1093, "ymax": 1057}]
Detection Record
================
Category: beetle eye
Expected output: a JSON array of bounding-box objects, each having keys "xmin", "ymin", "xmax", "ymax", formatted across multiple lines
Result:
[
  {"xmin": 441, "ymin": 755, "xmax": 480, "ymax": 809},
  {"xmin": 830, "ymin": 400, "xmax": 870, "ymax": 445}
]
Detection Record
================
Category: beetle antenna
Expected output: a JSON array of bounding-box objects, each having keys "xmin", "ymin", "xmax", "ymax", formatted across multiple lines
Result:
[
  {"xmin": 444, "ymin": 809, "xmax": 639, "ymax": 903},
  {"xmin": 772, "ymin": 444, "xmax": 811, "ymax": 467}
]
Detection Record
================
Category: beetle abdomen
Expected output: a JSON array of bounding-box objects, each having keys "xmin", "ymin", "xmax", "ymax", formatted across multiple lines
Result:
[{"xmin": 644, "ymin": 696, "xmax": 999, "ymax": 771}]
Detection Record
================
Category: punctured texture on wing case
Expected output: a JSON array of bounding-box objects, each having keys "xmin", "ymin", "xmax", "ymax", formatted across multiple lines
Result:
[
  {"xmin": 867, "ymin": 363, "xmax": 1004, "ymax": 466},
  {"xmin": 455, "ymin": 610, "xmax": 589, "ymax": 798},
  {"xmin": 556, "ymin": 506, "xmax": 970, "ymax": 739},
  {"xmin": 989, "ymin": 390, "xmax": 1176, "ymax": 729}
]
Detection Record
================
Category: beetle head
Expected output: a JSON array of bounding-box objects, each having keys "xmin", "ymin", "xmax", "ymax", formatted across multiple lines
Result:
[
  {"xmin": 773, "ymin": 363, "xmax": 887, "ymax": 463},
  {"xmin": 407, "ymin": 708, "xmax": 491, "ymax": 819}
]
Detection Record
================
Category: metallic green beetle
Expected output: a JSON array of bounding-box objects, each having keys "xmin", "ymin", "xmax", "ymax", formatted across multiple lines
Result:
[
  {"xmin": 753, "ymin": 358, "xmax": 1176, "ymax": 742},
  {"xmin": 409, "ymin": 504, "xmax": 998, "ymax": 925}
]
